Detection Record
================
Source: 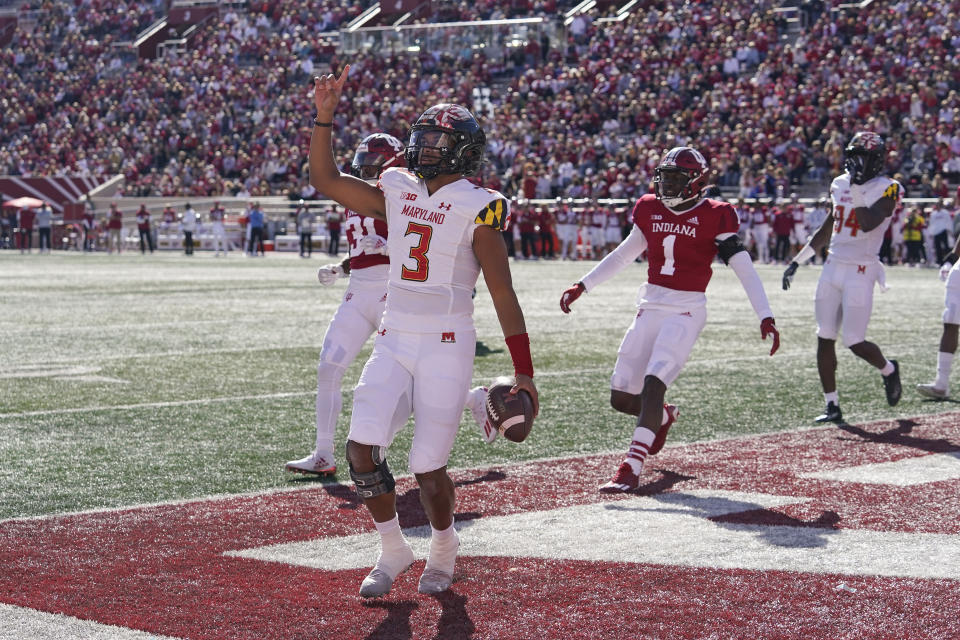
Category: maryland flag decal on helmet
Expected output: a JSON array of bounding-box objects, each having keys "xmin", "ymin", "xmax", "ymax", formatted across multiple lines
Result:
[{"xmin": 475, "ymin": 198, "xmax": 509, "ymax": 231}]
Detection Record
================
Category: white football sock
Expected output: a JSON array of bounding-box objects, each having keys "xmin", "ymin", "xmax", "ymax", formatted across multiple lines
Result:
[
  {"xmin": 373, "ymin": 515, "xmax": 414, "ymax": 579},
  {"xmin": 626, "ymin": 426, "xmax": 655, "ymax": 475},
  {"xmin": 936, "ymin": 351, "xmax": 954, "ymax": 389},
  {"xmin": 424, "ymin": 522, "xmax": 459, "ymax": 576},
  {"xmin": 880, "ymin": 361, "xmax": 895, "ymax": 377},
  {"xmin": 824, "ymin": 391, "xmax": 839, "ymax": 406}
]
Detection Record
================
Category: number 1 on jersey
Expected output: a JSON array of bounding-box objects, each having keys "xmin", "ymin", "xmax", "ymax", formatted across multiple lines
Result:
[{"xmin": 660, "ymin": 234, "xmax": 677, "ymax": 276}]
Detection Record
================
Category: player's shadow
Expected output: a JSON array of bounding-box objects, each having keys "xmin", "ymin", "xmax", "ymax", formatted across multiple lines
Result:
[
  {"xmin": 616, "ymin": 469, "xmax": 698, "ymax": 495},
  {"xmin": 426, "ymin": 590, "xmax": 475, "ymax": 640},
  {"xmin": 325, "ymin": 470, "xmax": 507, "ymax": 519},
  {"xmin": 361, "ymin": 600, "xmax": 419, "ymax": 640},
  {"xmin": 710, "ymin": 508, "xmax": 841, "ymax": 549},
  {"xmin": 838, "ymin": 419, "xmax": 960, "ymax": 454},
  {"xmin": 608, "ymin": 484, "xmax": 841, "ymax": 549},
  {"xmin": 474, "ymin": 340, "xmax": 503, "ymax": 357}
]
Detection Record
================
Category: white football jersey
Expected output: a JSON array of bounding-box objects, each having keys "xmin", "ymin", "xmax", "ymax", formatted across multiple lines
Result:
[
  {"xmin": 828, "ymin": 173, "xmax": 903, "ymax": 263},
  {"xmin": 378, "ymin": 168, "xmax": 509, "ymax": 332}
]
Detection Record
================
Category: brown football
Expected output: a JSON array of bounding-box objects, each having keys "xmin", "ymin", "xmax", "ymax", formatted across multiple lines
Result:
[{"xmin": 485, "ymin": 376, "xmax": 535, "ymax": 443}]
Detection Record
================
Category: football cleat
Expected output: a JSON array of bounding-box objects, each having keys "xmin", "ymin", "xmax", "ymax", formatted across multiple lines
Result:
[
  {"xmin": 916, "ymin": 383, "xmax": 948, "ymax": 400},
  {"xmin": 883, "ymin": 360, "xmax": 902, "ymax": 406},
  {"xmin": 599, "ymin": 461, "xmax": 642, "ymax": 493},
  {"xmin": 418, "ymin": 568, "xmax": 454, "ymax": 594},
  {"xmin": 285, "ymin": 450, "xmax": 336, "ymax": 476},
  {"xmin": 359, "ymin": 545, "xmax": 415, "ymax": 598},
  {"xmin": 468, "ymin": 386, "xmax": 496, "ymax": 443},
  {"xmin": 649, "ymin": 404, "xmax": 679, "ymax": 456},
  {"xmin": 814, "ymin": 402, "xmax": 843, "ymax": 423}
]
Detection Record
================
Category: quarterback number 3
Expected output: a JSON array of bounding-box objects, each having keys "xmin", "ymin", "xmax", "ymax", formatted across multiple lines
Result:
[{"xmin": 401, "ymin": 221, "xmax": 432, "ymax": 282}]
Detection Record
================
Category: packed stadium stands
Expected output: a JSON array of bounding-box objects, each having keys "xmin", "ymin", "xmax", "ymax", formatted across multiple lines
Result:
[{"xmin": 0, "ymin": 0, "xmax": 956, "ymax": 251}]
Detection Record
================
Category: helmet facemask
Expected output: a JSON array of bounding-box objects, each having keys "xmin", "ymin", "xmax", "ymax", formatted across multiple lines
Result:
[
  {"xmin": 404, "ymin": 104, "xmax": 486, "ymax": 180},
  {"xmin": 655, "ymin": 166, "xmax": 699, "ymax": 208}
]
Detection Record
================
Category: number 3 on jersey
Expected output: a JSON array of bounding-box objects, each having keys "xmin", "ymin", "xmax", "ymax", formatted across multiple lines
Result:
[{"xmin": 401, "ymin": 221, "xmax": 432, "ymax": 281}]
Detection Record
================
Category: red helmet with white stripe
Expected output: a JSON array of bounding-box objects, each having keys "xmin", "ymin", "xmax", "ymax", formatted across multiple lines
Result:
[
  {"xmin": 351, "ymin": 133, "xmax": 405, "ymax": 182},
  {"xmin": 654, "ymin": 147, "xmax": 710, "ymax": 208}
]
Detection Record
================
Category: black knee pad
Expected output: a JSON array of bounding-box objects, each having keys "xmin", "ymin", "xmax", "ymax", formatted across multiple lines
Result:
[{"xmin": 348, "ymin": 445, "xmax": 395, "ymax": 499}]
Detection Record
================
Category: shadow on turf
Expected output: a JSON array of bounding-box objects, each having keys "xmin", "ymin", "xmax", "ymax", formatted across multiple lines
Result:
[
  {"xmin": 837, "ymin": 419, "xmax": 960, "ymax": 454},
  {"xmin": 360, "ymin": 591, "xmax": 475, "ymax": 640},
  {"xmin": 317, "ymin": 471, "xmax": 506, "ymax": 523}
]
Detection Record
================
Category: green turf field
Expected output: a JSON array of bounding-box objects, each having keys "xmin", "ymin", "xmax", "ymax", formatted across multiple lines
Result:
[{"xmin": 0, "ymin": 251, "xmax": 949, "ymax": 519}]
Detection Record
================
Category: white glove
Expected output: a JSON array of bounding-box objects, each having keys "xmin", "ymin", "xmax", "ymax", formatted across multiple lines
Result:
[
  {"xmin": 359, "ymin": 234, "xmax": 388, "ymax": 255},
  {"xmin": 317, "ymin": 264, "xmax": 344, "ymax": 286},
  {"xmin": 940, "ymin": 261, "xmax": 954, "ymax": 282}
]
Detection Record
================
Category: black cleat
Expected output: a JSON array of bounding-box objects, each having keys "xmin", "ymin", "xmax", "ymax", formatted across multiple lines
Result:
[
  {"xmin": 814, "ymin": 402, "xmax": 843, "ymax": 423},
  {"xmin": 883, "ymin": 360, "xmax": 902, "ymax": 406}
]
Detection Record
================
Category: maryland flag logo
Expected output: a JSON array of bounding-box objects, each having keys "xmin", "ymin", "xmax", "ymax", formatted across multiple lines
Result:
[
  {"xmin": 475, "ymin": 198, "xmax": 509, "ymax": 231},
  {"xmin": 882, "ymin": 182, "xmax": 901, "ymax": 202}
]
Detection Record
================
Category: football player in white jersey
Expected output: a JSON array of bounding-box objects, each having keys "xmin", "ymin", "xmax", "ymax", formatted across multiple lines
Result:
[
  {"xmin": 916, "ymin": 233, "xmax": 960, "ymax": 399},
  {"xmin": 285, "ymin": 132, "xmax": 405, "ymax": 477},
  {"xmin": 783, "ymin": 132, "xmax": 904, "ymax": 423},
  {"xmin": 560, "ymin": 147, "xmax": 780, "ymax": 492},
  {"xmin": 309, "ymin": 67, "xmax": 538, "ymax": 598}
]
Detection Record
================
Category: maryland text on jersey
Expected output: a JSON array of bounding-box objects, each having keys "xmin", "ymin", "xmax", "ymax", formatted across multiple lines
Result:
[{"xmin": 401, "ymin": 203, "xmax": 447, "ymax": 225}]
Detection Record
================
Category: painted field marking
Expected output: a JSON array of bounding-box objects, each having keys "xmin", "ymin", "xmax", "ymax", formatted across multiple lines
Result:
[
  {"xmin": 0, "ymin": 603, "xmax": 184, "ymax": 640},
  {"xmin": 227, "ymin": 488, "xmax": 960, "ymax": 580},
  {"xmin": 800, "ymin": 451, "xmax": 960, "ymax": 486}
]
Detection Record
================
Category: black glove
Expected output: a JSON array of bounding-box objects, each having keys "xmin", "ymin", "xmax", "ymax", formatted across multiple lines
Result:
[{"xmin": 782, "ymin": 262, "xmax": 799, "ymax": 291}]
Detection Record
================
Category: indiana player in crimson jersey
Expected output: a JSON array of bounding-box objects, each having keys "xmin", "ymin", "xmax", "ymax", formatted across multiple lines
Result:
[
  {"xmin": 561, "ymin": 147, "xmax": 780, "ymax": 492},
  {"xmin": 286, "ymin": 132, "xmax": 406, "ymax": 477},
  {"xmin": 783, "ymin": 132, "xmax": 903, "ymax": 423},
  {"xmin": 310, "ymin": 66, "xmax": 538, "ymax": 598}
]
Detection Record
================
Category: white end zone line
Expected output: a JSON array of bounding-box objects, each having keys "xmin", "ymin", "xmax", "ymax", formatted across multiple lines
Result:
[{"xmin": 0, "ymin": 603, "xmax": 185, "ymax": 640}]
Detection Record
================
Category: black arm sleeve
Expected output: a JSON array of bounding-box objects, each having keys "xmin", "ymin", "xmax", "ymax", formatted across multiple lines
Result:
[{"xmin": 716, "ymin": 234, "xmax": 747, "ymax": 265}]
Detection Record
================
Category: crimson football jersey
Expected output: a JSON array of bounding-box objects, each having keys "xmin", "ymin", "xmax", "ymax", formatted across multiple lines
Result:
[
  {"xmin": 344, "ymin": 211, "xmax": 389, "ymax": 270},
  {"xmin": 632, "ymin": 194, "xmax": 739, "ymax": 292}
]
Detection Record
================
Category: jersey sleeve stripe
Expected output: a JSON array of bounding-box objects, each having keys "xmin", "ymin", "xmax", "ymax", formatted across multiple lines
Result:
[{"xmin": 475, "ymin": 198, "xmax": 507, "ymax": 231}]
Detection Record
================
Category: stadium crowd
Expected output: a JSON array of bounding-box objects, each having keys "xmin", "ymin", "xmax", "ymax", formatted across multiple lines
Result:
[{"xmin": 1, "ymin": 0, "xmax": 957, "ymax": 207}]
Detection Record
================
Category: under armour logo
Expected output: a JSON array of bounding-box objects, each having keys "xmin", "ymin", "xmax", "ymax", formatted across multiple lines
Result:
[
  {"xmin": 380, "ymin": 293, "xmax": 387, "ymax": 302},
  {"xmin": 857, "ymin": 265, "xmax": 866, "ymax": 274},
  {"xmin": 438, "ymin": 202, "xmax": 452, "ymax": 211},
  {"xmin": 378, "ymin": 329, "xmax": 387, "ymax": 336},
  {"xmin": 345, "ymin": 293, "xmax": 353, "ymax": 302},
  {"xmin": 681, "ymin": 311, "xmax": 692, "ymax": 317},
  {"xmin": 441, "ymin": 332, "xmax": 456, "ymax": 343}
]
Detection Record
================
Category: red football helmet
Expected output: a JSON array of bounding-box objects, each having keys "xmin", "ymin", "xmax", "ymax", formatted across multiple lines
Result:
[
  {"xmin": 351, "ymin": 133, "xmax": 405, "ymax": 182},
  {"xmin": 654, "ymin": 147, "xmax": 710, "ymax": 208}
]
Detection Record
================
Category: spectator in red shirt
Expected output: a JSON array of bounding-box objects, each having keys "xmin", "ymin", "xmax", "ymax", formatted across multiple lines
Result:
[
  {"xmin": 17, "ymin": 206, "xmax": 35, "ymax": 253},
  {"xmin": 771, "ymin": 205, "xmax": 794, "ymax": 264},
  {"xmin": 107, "ymin": 203, "xmax": 124, "ymax": 254},
  {"xmin": 538, "ymin": 206, "xmax": 556, "ymax": 259}
]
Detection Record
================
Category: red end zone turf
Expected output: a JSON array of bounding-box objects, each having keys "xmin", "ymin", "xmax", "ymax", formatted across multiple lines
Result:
[{"xmin": 1, "ymin": 413, "xmax": 959, "ymax": 639}]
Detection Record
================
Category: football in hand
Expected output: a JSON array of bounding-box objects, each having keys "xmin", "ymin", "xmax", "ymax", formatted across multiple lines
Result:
[{"xmin": 485, "ymin": 376, "xmax": 535, "ymax": 443}]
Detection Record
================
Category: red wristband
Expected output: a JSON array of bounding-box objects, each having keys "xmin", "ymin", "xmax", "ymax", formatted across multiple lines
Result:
[{"xmin": 505, "ymin": 332, "xmax": 534, "ymax": 378}]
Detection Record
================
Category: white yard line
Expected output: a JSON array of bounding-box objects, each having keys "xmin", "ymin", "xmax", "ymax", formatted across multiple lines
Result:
[
  {"xmin": 0, "ymin": 603, "xmax": 184, "ymax": 640},
  {"xmin": 0, "ymin": 391, "xmax": 314, "ymax": 419}
]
